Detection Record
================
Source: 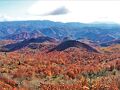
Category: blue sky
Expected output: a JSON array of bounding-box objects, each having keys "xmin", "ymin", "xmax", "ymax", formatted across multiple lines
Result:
[
  {"xmin": 0, "ymin": 0, "xmax": 120, "ymax": 23},
  {"xmin": 0, "ymin": 0, "xmax": 37, "ymax": 16}
]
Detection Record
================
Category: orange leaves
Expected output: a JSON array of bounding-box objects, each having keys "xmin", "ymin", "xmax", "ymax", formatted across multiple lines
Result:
[
  {"xmin": 46, "ymin": 70, "xmax": 52, "ymax": 76},
  {"xmin": 66, "ymin": 70, "xmax": 76, "ymax": 79},
  {"xmin": 0, "ymin": 77, "xmax": 18, "ymax": 88},
  {"xmin": 0, "ymin": 46, "xmax": 120, "ymax": 89},
  {"xmin": 40, "ymin": 83, "xmax": 84, "ymax": 90},
  {"xmin": 0, "ymin": 81, "xmax": 13, "ymax": 90},
  {"xmin": 6, "ymin": 52, "xmax": 21, "ymax": 60}
]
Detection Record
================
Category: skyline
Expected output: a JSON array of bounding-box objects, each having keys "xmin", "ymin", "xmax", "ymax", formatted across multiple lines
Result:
[{"xmin": 1, "ymin": 0, "xmax": 120, "ymax": 23}]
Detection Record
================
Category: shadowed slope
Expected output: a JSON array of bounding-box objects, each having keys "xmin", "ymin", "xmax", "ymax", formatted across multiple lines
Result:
[
  {"xmin": 0, "ymin": 36, "xmax": 57, "ymax": 52},
  {"xmin": 48, "ymin": 40, "xmax": 99, "ymax": 53}
]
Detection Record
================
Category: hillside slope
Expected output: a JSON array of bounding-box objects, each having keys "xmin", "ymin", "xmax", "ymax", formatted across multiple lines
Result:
[
  {"xmin": 0, "ymin": 36, "xmax": 57, "ymax": 52},
  {"xmin": 49, "ymin": 40, "xmax": 99, "ymax": 53}
]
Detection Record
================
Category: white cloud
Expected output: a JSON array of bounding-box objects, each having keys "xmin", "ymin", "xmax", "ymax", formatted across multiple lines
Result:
[
  {"xmin": 1, "ymin": 1, "xmax": 120, "ymax": 23},
  {"xmin": 0, "ymin": 14, "xmax": 14, "ymax": 21},
  {"xmin": 28, "ymin": 1, "xmax": 70, "ymax": 16},
  {"xmin": 27, "ymin": 0, "xmax": 120, "ymax": 23},
  {"xmin": 43, "ymin": 6, "xmax": 69, "ymax": 16}
]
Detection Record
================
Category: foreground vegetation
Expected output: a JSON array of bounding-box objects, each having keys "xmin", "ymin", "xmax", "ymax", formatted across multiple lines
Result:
[{"xmin": 0, "ymin": 47, "xmax": 120, "ymax": 90}]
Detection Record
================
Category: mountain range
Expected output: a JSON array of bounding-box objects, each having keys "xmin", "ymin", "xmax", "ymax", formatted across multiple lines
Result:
[
  {"xmin": 0, "ymin": 20, "xmax": 120, "ymax": 43},
  {"xmin": 0, "ymin": 20, "xmax": 120, "ymax": 53}
]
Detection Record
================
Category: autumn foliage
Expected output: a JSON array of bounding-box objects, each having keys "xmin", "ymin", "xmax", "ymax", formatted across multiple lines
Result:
[{"xmin": 0, "ymin": 47, "xmax": 120, "ymax": 90}]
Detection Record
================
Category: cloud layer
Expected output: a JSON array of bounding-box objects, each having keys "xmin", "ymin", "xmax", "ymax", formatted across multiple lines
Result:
[{"xmin": 44, "ymin": 6, "xmax": 69, "ymax": 16}]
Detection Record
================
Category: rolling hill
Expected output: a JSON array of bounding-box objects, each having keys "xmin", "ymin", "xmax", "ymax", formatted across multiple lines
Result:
[
  {"xmin": 48, "ymin": 40, "xmax": 99, "ymax": 53},
  {"xmin": 0, "ymin": 36, "xmax": 57, "ymax": 52}
]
